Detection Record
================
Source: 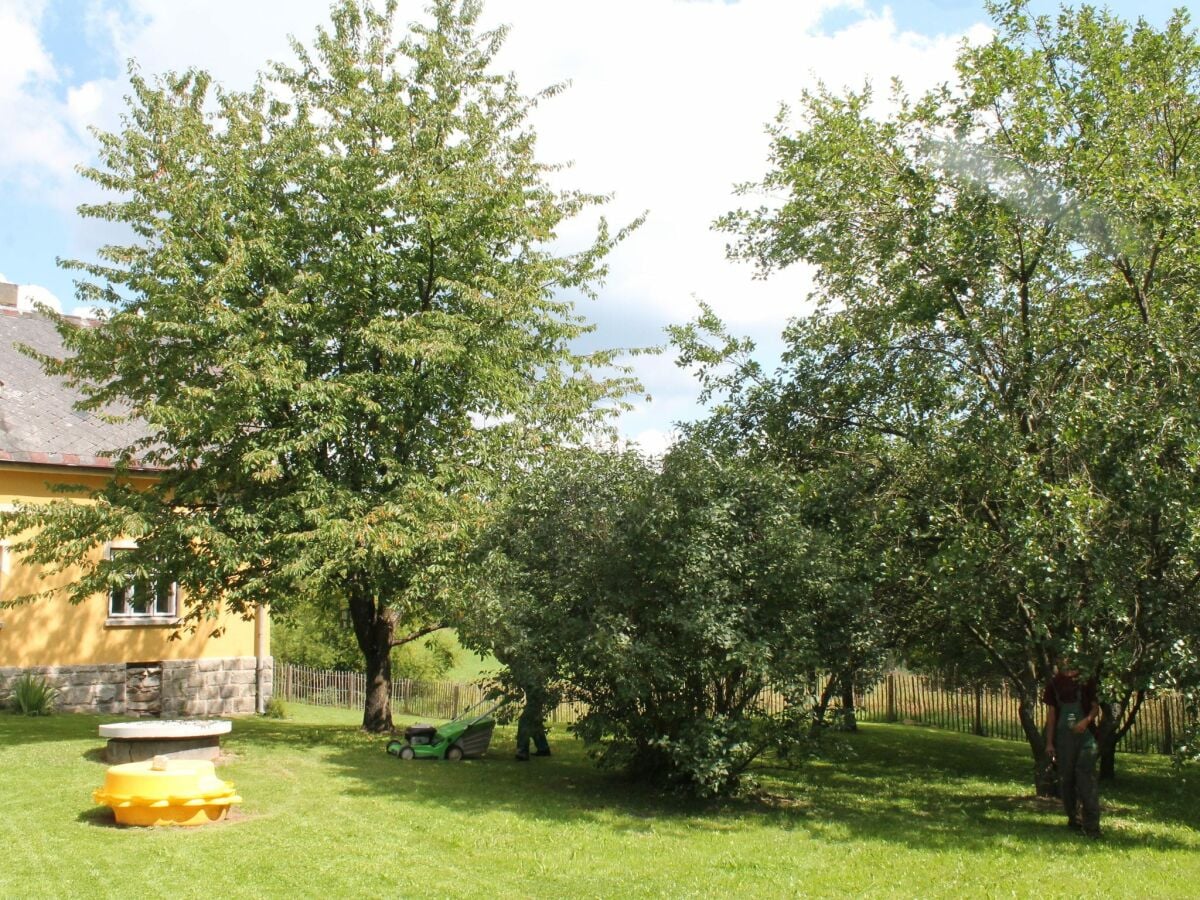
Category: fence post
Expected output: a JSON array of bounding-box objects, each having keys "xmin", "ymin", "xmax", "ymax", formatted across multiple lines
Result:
[
  {"xmin": 886, "ymin": 673, "xmax": 897, "ymax": 722},
  {"xmin": 974, "ymin": 684, "xmax": 985, "ymax": 736},
  {"xmin": 1162, "ymin": 702, "xmax": 1174, "ymax": 755}
]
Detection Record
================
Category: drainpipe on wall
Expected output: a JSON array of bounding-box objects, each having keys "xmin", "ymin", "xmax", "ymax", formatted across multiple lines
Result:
[{"xmin": 254, "ymin": 603, "xmax": 267, "ymax": 714}]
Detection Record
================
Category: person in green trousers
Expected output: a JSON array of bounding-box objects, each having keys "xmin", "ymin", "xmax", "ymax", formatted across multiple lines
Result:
[
  {"xmin": 1044, "ymin": 654, "xmax": 1101, "ymax": 838},
  {"xmin": 515, "ymin": 684, "xmax": 551, "ymax": 761}
]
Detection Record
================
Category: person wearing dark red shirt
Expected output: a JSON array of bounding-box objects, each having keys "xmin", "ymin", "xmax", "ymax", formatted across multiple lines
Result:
[{"xmin": 1043, "ymin": 655, "xmax": 1101, "ymax": 838}]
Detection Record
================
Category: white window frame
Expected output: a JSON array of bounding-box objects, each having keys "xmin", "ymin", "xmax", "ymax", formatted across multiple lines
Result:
[{"xmin": 105, "ymin": 542, "xmax": 178, "ymax": 624}]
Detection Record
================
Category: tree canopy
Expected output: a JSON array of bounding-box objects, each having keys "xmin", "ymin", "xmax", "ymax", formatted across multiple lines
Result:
[
  {"xmin": 3, "ymin": 0, "xmax": 636, "ymax": 731},
  {"xmin": 683, "ymin": 0, "xmax": 1200, "ymax": 789}
]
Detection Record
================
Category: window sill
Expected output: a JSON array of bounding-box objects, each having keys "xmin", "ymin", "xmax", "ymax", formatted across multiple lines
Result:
[{"xmin": 105, "ymin": 616, "xmax": 180, "ymax": 628}]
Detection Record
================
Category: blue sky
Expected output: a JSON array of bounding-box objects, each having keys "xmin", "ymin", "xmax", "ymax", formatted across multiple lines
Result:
[
  {"xmin": 833, "ymin": 0, "xmax": 1184, "ymax": 34},
  {"xmin": 0, "ymin": 0, "xmax": 1190, "ymax": 451}
]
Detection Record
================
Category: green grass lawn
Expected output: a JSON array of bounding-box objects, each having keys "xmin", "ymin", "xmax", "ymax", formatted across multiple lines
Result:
[{"xmin": 1, "ymin": 706, "xmax": 1196, "ymax": 899}]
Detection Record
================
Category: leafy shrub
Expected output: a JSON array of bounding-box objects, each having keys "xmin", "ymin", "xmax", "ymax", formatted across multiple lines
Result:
[
  {"xmin": 10, "ymin": 674, "xmax": 59, "ymax": 716},
  {"xmin": 263, "ymin": 696, "xmax": 288, "ymax": 719},
  {"xmin": 473, "ymin": 445, "xmax": 827, "ymax": 797}
]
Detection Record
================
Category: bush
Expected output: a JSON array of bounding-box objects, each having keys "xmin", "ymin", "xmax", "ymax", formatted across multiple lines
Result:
[
  {"xmin": 263, "ymin": 696, "xmax": 288, "ymax": 719},
  {"xmin": 10, "ymin": 674, "xmax": 59, "ymax": 716},
  {"xmin": 474, "ymin": 445, "xmax": 826, "ymax": 797}
]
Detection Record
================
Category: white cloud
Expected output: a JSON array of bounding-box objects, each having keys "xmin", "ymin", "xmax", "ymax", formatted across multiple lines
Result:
[
  {"xmin": 0, "ymin": 2, "xmax": 53, "ymax": 99},
  {"xmin": 66, "ymin": 80, "xmax": 105, "ymax": 135},
  {"xmin": 4, "ymin": 279, "xmax": 96, "ymax": 318},
  {"xmin": 629, "ymin": 428, "xmax": 678, "ymax": 458},
  {"xmin": 477, "ymin": 0, "xmax": 980, "ymax": 334},
  {"xmin": 107, "ymin": 0, "xmax": 333, "ymax": 85},
  {"xmin": 0, "ymin": 1, "xmax": 88, "ymax": 189},
  {"xmin": 17, "ymin": 283, "xmax": 63, "ymax": 314}
]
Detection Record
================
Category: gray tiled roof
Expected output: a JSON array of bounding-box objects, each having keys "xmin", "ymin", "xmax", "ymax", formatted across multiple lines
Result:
[{"xmin": 0, "ymin": 307, "xmax": 155, "ymax": 470}]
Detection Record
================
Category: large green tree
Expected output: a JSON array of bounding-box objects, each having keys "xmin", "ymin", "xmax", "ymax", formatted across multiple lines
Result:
[
  {"xmin": 711, "ymin": 1, "xmax": 1200, "ymax": 790},
  {"xmin": 3, "ymin": 0, "xmax": 635, "ymax": 731}
]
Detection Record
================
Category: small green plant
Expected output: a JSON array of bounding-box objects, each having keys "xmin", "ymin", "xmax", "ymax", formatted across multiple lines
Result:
[
  {"xmin": 263, "ymin": 696, "xmax": 288, "ymax": 719},
  {"xmin": 10, "ymin": 674, "xmax": 59, "ymax": 716}
]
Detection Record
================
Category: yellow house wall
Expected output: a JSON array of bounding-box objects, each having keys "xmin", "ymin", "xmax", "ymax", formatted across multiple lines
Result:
[{"xmin": 0, "ymin": 465, "xmax": 265, "ymax": 668}]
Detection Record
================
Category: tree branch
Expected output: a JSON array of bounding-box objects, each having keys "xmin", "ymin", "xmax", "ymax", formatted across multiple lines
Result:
[{"xmin": 390, "ymin": 621, "xmax": 447, "ymax": 648}]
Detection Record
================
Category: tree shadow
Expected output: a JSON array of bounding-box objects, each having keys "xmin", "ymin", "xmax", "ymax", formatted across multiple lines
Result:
[
  {"xmin": 0, "ymin": 714, "xmax": 106, "ymax": 747},
  {"xmin": 221, "ymin": 717, "xmax": 1200, "ymax": 853},
  {"xmin": 760, "ymin": 726, "xmax": 1200, "ymax": 842},
  {"xmin": 0, "ymin": 712, "xmax": 193, "ymax": 751},
  {"xmin": 10, "ymin": 712, "xmax": 1196, "ymax": 852}
]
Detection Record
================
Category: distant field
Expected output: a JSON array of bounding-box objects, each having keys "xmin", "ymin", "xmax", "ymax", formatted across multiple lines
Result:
[
  {"xmin": 276, "ymin": 628, "xmax": 499, "ymax": 684},
  {"xmin": 433, "ymin": 631, "xmax": 498, "ymax": 683},
  {"xmin": 2, "ymin": 705, "xmax": 1198, "ymax": 898}
]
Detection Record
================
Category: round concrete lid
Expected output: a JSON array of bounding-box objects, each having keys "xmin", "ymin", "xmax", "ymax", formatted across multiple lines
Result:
[{"xmin": 99, "ymin": 720, "xmax": 233, "ymax": 740}]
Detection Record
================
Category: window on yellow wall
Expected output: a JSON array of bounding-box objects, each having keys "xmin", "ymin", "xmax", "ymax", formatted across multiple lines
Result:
[{"xmin": 106, "ymin": 546, "xmax": 177, "ymax": 620}]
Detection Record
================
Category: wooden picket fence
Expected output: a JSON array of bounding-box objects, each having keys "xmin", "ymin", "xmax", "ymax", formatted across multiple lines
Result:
[
  {"xmin": 276, "ymin": 663, "xmax": 585, "ymax": 724},
  {"xmin": 275, "ymin": 663, "xmax": 1189, "ymax": 755},
  {"xmin": 849, "ymin": 672, "xmax": 1189, "ymax": 755}
]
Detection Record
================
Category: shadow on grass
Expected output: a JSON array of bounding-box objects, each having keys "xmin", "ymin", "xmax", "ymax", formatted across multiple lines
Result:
[
  {"xmin": 0, "ymin": 715, "xmax": 98, "ymax": 746},
  {"xmin": 0, "ymin": 713, "xmax": 129, "ymax": 752},
  {"xmin": 6, "ymin": 711, "xmax": 1196, "ymax": 852},
  {"xmin": 767, "ymin": 726, "xmax": 1200, "ymax": 844},
  {"xmin": 76, "ymin": 806, "xmax": 121, "ymax": 828},
  {"xmin": 225, "ymin": 716, "xmax": 1199, "ymax": 853}
]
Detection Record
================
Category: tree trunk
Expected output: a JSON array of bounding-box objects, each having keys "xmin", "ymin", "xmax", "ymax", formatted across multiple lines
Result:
[
  {"xmin": 1017, "ymin": 689, "xmax": 1057, "ymax": 797},
  {"xmin": 1097, "ymin": 700, "xmax": 1120, "ymax": 781},
  {"xmin": 348, "ymin": 585, "xmax": 395, "ymax": 733},
  {"xmin": 1098, "ymin": 734, "xmax": 1117, "ymax": 780},
  {"xmin": 837, "ymin": 669, "xmax": 857, "ymax": 732},
  {"xmin": 809, "ymin": 673, "xmax": 838, "ymax": 738},
  {"xmin": 362, "ymin": 638, "xmax": 393, "ymax": 732}
]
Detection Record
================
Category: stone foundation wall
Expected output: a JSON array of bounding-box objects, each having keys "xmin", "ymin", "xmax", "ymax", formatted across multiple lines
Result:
[
  {"xmin": 0, "ymin": 663, "xmax": 127, "ymax": 713},
  {"xmin": 0, "ymin": 656, "xmax": 273, "ymax": 716},
  {"xmin": 162, "ymin": 656, "xmax": 273, "ymax": 717}
]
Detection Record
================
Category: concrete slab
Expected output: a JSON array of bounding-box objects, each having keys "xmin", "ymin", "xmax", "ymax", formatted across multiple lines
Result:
[{"xmin": 100, "ymin": 720, "xmax": 232, "ymax": 763}]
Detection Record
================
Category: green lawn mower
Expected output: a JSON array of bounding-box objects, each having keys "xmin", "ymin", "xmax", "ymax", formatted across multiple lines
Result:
[{"xmin": 386, "ymin": 699, "xmax": 506, "ymax": 761}]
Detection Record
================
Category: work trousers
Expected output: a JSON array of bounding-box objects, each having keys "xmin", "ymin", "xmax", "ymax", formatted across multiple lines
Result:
[
  {"xmin": 1059, "ymin": 729, "xmax": 1100, "ymax": 832},
  {"xmin": 516, "ymin": 704, "xmax": 550, "ymax": 755}
]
